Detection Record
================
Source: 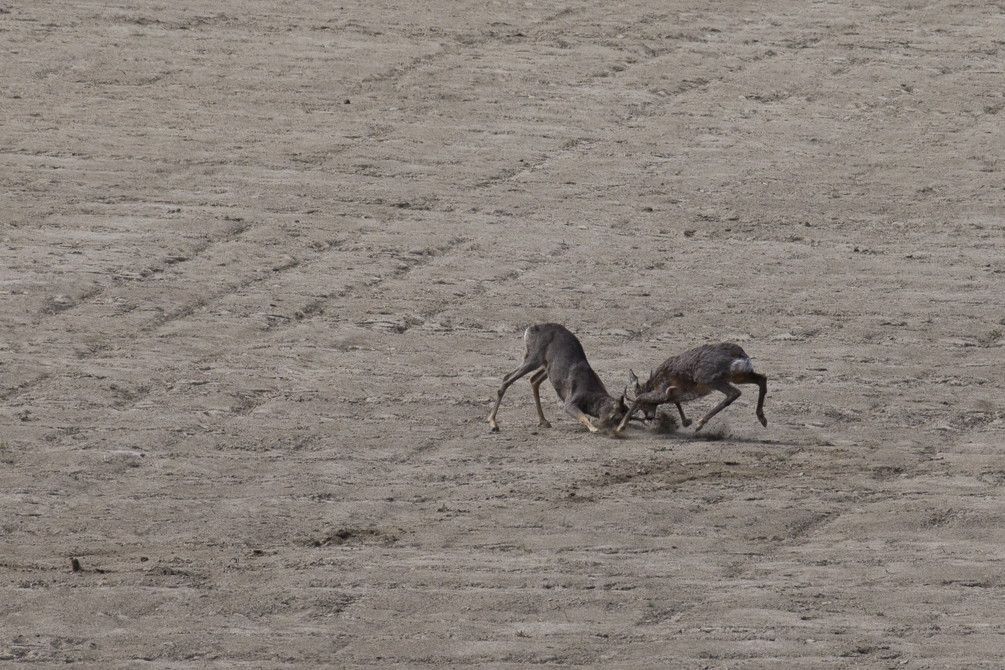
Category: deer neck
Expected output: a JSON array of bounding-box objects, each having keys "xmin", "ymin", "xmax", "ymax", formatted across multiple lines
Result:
[{"xmin": 579, "ymin": 390, "xmax": 614, "ymax": 416}]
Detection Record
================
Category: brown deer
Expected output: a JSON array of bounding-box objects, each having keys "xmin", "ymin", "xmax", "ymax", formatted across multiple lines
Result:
[
  {"xmin": 615, "ymin": 342, "xmax": 767, "ymax": 434},
  {"xmin": 488, "ymin": 323, "xmax": 628, "ymax": 433}
]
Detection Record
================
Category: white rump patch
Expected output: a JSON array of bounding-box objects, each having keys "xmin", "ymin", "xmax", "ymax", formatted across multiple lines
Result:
[{"xmin": 730, "ymin": 357, "xmax": 754, "ymax": 374}]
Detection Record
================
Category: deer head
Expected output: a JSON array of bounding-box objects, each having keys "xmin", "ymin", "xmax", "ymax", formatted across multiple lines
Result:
[
  {"xmin": 597, "ymin": 394, "xmax": 629, "ymax": 429},
  {"xmin": 626, "ymin": 369, "xmax": 657, "ymax": 421},
  {"xmin": 627, "ymin": 369, "xmax": 656, "ymax": 397}
]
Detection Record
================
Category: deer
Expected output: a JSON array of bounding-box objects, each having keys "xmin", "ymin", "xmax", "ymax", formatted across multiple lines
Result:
[
  {"xmin": 614, "ymin": 342, "xmax": 768, "ymax": 434},
  {"xmin": 488, "ymin": 323, "xmax": 628, "ymax": 434}
]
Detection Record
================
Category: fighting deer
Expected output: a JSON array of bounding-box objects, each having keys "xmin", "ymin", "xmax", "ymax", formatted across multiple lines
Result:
[
  {"xmin": 488, "ymin": 323, "xmax": 628, "ymax": 433},
  {"xmin": 615, "ymin": 342, "xmax": 768, "ymax": 434}
]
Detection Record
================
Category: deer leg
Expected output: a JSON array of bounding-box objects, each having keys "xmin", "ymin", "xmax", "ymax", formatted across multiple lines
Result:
[
  {"xmin": 753, "ymin": 373, "xmax": 768, "ymax": 426},
  {"xmin": 734, "ymin": 372, "xmax": 768, "ymax": 427},
  {"xmin": 615, "ymin": 387, "xmax": 678, "ymax": 433},
  {"xmin": 563, "ymin": 403, "xmax": 599, "ymax": 433},
  {"xmin": 674, "ymin": 402, "xmax": 692, "ymax": 427},
  {"xmin": 693, "ymin": 380, "xmax": 742, "ymax": 432},
  {"xmin": 488, "ymin": 360, "xmax": 544, "ymax": 432},
  {"xmin": 529, "ymin": 368, "xmax": 551, "ymax": 428}
]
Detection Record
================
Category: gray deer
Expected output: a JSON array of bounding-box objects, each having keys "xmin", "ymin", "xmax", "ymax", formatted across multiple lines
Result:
[
  {"xmin": 615, "ymin": 342, "xmax": 768, "ymax": 434},
  {"xmin": 488, "ymin": 323, "xmax": 628, "ymax": 433}
]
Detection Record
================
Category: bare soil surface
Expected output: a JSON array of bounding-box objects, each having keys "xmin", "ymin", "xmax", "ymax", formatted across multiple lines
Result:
[{"xmin": 2, "ymin": 1, "xmax": 1005, "ymax": 667}]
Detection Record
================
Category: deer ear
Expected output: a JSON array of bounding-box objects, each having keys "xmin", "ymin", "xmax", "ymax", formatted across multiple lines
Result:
[{"xmin": 628, "ymin": 370, "xmax": 642, "ymax": 394}]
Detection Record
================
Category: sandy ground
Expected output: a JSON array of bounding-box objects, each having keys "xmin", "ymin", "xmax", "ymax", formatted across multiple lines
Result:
[{"xmin": 2, "ymin": 0, "xmax": 1005, "ymax": 667}]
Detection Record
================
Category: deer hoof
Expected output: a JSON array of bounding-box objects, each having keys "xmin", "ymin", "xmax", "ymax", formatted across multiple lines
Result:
[
  {"xmin": 681, "ymin": 418, "xmax": 692, "ymax": 427},
  {"xmin": 758, "ymin": 415, "xmax": 768, "ymax": 427},
  {"xmin": 490, "ymin": 425, "xmax": 500, "ymax": 433},
  {"xmin": 539, "ymin": 420, "xmax": 552, "ymax": 429}
]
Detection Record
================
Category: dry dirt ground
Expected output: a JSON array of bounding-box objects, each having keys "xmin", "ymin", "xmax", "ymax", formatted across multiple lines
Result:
[{"xmin": 2, "ymin": 0, "xmax": 1005, "ymax": 667}]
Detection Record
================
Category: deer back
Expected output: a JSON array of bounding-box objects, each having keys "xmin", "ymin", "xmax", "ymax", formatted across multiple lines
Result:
[
  {"xmin": 530, "ymin": 325, "xmax": 605, "ymax": 401},
  {"xmin": 650, "ymin": 342, "xmax": 751, "ymax": 388}
]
